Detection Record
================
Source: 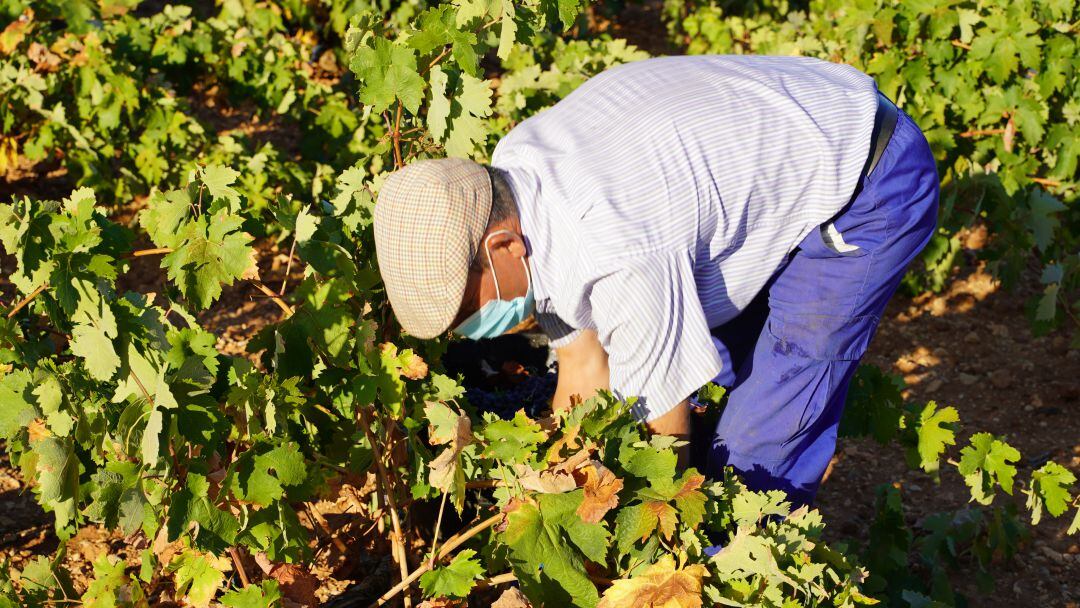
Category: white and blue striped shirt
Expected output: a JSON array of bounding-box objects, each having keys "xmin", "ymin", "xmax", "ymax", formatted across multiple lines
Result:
[{"xmin": 490, "ymin": 55, "xmax": 879, "ymax": 422}]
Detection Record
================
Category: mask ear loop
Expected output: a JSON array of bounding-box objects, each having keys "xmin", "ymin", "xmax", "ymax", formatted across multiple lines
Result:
[
  {"xmin": 483, "ymin": 229, "xmax": 530, "ymax": 302},
  {"xmin": 483, "ymin": 231, "xmax": 504, "ymax": 301}
]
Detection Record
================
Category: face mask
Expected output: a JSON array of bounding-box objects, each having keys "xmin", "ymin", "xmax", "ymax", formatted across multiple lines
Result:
[{"xmin": 453, "ymin": 230, "xmax": 535, "ymax": 340}]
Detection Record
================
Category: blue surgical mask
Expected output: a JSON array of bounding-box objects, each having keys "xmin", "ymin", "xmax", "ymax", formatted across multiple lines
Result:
[{"xmin": 453, "ymin": 230, "xmax": 535, "ymax": 340}]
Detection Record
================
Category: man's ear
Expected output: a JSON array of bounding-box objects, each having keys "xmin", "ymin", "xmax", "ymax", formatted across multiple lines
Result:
[{"xmin": 486, "ymin": 230, "xmax": 527, "ymax": 259}]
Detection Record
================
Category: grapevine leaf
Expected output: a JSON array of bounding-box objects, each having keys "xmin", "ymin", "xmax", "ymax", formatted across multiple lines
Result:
[
  {"xmin": 1023, "ymin": 189, "xmax": 1066, "ymax": 253},
  {"xmin": 199, "ymin": 165, "xmax": 241, "ymax": 212},
  {"xmin": 169, "ymin": 550, "xmax": 228, "ymax": 608},
  {"xmin": 481, "ymin": 410, "xmax": 546, "ymax": 464},
  {"xmin": 0, "ymin": 369, "xmax": 38, "ymax": 438},
  {"xmin": 330, "ymin": 164, "xmax": 373, "ymax": 233},
  {"xmin": 349, "ymin": 38, "xmax": 424, "ymax": 114},
  {"xmin": 621, "ymin": 439, "xmax": 678, "ymax": 485},
  {"xmin": 160, "ymin": 211, "xmax": 257, "ymax": 309},
  {"xmin": 426, "ymin": 403, "xmax": 472, "ymax": 512},
  {"xmin": 1068, "ymin": 506, "xmax": 1080, "ymax": 536},
  {"xmin": 1025, "ymin": 462, "xmax": 1076, "ymax": 525},
  {"xmin": 419, "ymin": 549, "xmax": 484, "ymax": 599},
  {"xmin": 82, "ymin": 556, "xmax": 145, "ymax": 608},
  {"xmin": 70, "ymin": 323, "xmax": 122, "ymax": 381},
  {"xmin": 140, "ymin": 189, "xmax": 193, "ymax": 249},
  {"xmin": 574, "ymin": 462, "xmax": 626, "ymax": 522},
  {"xmin": 428, "ymin": 66, "xmax": 451, "ymax": 142},
  {"xmin": 956, "ymin": 432, "xmax": 1021, "ymax": 504},
  {"xmin": 615, "ymin": 503, "xmax": 675, "ymax": 552},
  {"xmin": 596, "ymin": 555, "xmax": 707, "ymax": 608},
  {"xmin": 501, "ymin": 492, "xmax": 607, "ymax": 607},
  {"xmin": 32, "ymin": 436, "xmax": 79, "ymax": 529},
  {"xmin": 453, "ymin": 0, "xmax": 500, "ymax": 25},
  {"xmin": 409, "ymin": 6, "xmax": 479, "ymax": 76},
  {"xmin": 709, "ymin": 527, "xmax": 797, "ymax": 587},
  {"xmin": 242, "ymin": 443, "xmax": 308, "ymax": 508},
  {"xmin": 731, "ymin": 489, "xmax": 790, "ymax": 528},
  {"xmin": 220, "ymin": 580, "xmax": 282, "ymax": 608},
  {"xmin": 497, "ymin": 0, "xmax": 516, "ymax": 60},
  {"xmin": 905, "ymin": 401, "xmax": 958, "ymax": 474}
]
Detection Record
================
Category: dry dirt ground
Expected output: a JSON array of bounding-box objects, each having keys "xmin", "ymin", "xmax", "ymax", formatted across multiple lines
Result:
[{"xmin": 817, "ymin": 262, "xmax": 1080, "ymax": 607}]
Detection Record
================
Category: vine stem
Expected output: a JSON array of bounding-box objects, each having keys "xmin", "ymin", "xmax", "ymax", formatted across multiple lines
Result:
[
  {"xmin": 251, "ymin": 280, "xmax": 294, "ymax": 317},
  {"xmin": 427, "ymin": 492, "xmax": 448, "ymax": 568},
  {"xmin": 358, "ymin": 408, "xmax": 412, "ymax": 608},
  {"xmin": 368, "ymin": 512, "xmax": 504, "ymax": 608},
  {"xmin": 958, "ymin": 128, "xmax": 1005, "ymax": 137},
  {"xmin": 6, "ymin": 282, "xmax": 47, "ymax": 318},
  {"xmin": 392, "ymin": 102, "xmax": 404, "ymax": 169},
  {"xmin": 474, "ymin": 572, "xmax": 517, "ymax": 589},
  {"xmin": 228, "ymin": 547, "xmax": 250, "ymax": 587},
  {"xmin": 130, "ymin": 247, "xmax": 173, "ymax": 257},
  {"xmin": 1030, "ymin": 177, "xmax": 1061, "ymax": 187}
]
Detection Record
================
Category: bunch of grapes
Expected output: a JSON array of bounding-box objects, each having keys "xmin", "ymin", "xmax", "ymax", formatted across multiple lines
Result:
[{"xmin": 465, "ymin": 371, "xmax": 558, "ymax": 419}]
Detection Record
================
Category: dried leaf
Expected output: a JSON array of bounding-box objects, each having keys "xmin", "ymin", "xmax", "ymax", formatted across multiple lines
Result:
[
  {"xmin": 27, "ymin": 418, "xmax": 51, "ymax": 443},
  {"xmin": 574, "ymin": 461, "xmax": 624, "ymax": 523},
  {"xmin": 400, "ymin": 351, "xmax": 428, "ymax": 380},
  {"xmin": 417, "ymin": 599, "xmax": 466, "ymax": 608},
  {"xmin": 492, "ymin": 587, "xmax": 532, "ymax": 608},
  {"xmin": 513, "ymin": 463, "xmax": 576, "ymax": 494},
  {"xmin": 269, "ymin": 563, "xmax": 319, "ymax": 608},
  {"xmin": 597, "ymin": 555, "xmax": 708, "ymax": 608}
]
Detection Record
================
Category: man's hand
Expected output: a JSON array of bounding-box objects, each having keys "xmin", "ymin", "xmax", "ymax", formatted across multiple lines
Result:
[
  {"xmin": 552, "ymin": 329, "xmax": 609, "ymax": 411},
  {"xmin": 647, "ymin": 401, "xmax": 692, "ymax": 469}
]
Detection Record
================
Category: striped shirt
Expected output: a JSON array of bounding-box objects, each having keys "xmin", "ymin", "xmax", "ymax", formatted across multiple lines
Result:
[{"xmin": 490, "ymin": 55, "xmax": 879, "ymax": 422}]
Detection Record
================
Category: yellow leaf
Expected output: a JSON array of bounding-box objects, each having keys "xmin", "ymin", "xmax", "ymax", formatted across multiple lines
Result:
[{"xmin": 597, "ymin": 555, "xmax": 707, "ymax": 608}]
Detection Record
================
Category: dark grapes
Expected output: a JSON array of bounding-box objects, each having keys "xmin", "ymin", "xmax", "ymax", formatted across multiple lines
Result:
[{"xmin": 465, "ymin": 371, "xmax": 558, "ymax": 419}]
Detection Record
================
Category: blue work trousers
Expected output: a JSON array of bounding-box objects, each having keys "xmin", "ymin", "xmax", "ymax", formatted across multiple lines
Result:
[{"xmin": 702, "ymin": 106, "xmax": 939, "ymax": 505}]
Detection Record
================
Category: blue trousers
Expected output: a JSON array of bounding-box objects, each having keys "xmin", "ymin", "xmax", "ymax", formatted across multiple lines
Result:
[{"xmin": 702, "ymin": 106, "xmax": 939, "ymax": 505}]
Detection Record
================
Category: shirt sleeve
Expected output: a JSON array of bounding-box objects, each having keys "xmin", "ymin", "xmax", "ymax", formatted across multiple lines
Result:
[
  {"xmin": 589, "ymin": 249, "xmax": 723, "ymax": 422},
  {"xmin": 534, "ymin": 301, "xmax": 583, "ymax": 349}
]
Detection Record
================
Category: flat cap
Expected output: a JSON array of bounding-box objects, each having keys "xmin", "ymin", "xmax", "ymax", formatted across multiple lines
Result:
[{"xmin": 373, "ymin": 158, "xmax": 492, "ymax": 339}]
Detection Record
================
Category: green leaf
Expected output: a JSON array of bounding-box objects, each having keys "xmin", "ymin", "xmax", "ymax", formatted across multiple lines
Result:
[
  {"xmin": 220, "ymin": 580, "xmax": 282, "ymax": 608},
  {"xmin": 0, "ymin": 369, "xmax": 38, "ymax": 439},
  {"xmin": 427, "ymin": 66, "xmax": 452, "ymax": 142},
  {"xmin": 481, "ymin": 410, "xmax": 546, "ymax": 464},
  {"xmin": 82, "ymin": 556, "xmax": 145, "ymax": 608},
  {"xmin": 199, "ymin": 165, "xmax": 242, "ymax": 212},
  {"xmin": 1026, "ymin": 462, "xmax": 1076, "ymax": 525},
  {"xmin": 500, "ymin": 493, "xmax": 605, "ymax": 608},
  {"xmin": 350, "ymin": 38, "xmax": 425, "ymax": 114},
  {"xmin": 419, "ymin": 548, "xmax": 484, "ymax": 598},
  {"xmin": 161, "ymin": 211, "xmax": 256, "ymax": 309},
  {"xmin": 169, "ymin": 550, "xmax": 227, "ymax": 608},
  {"xmin": 232, "ymin": 443, "xmax": 308, "ymax": 507},
  {"xmin": 1023, "ymin": 189, "xmax": 1066, "ymax": 253},
  {"xmin": 409, "ymin": 6, "xmax": 479, "ymax": 76},
  {"xmin": 70, "ymin": 323, "xmax": 122, "ymax": 381},
  {"xmin": 140, "ymin": 189, "xmax": 193, "ymax": 249},
  {"xmin": 32, "ymin": 437, "xmax": 79, "ymax": 529},
  {"xmin": 905, "ymin": 401, "xmax": 958, "ymax": 475},
  {"xmin": 956, "ymin": 432, "xmax": 1021, "ymax": 504}
]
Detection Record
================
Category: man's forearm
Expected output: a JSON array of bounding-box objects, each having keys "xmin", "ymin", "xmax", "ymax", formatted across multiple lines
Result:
[
  {"xmin": 552, "ymin": 329, "xmax": 609, "ymax": 411},
  {"xmin": 647, "ymin": 401, "xmax": 691, "ymax": 468}
]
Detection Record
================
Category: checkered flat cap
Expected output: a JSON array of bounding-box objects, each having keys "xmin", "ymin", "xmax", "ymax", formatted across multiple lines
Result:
[{"xmin": 374, "ymin": 158, "xmax": 492, "ymax": 339}]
